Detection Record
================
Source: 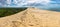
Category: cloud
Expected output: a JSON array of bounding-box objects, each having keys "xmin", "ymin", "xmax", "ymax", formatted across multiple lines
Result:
[
  {"xmin": 26, "ymin": 0, "xmax": 50, "ymax": 3},
  {"xmin": 23, "ymin": 0, "xmax": 50, "ymax": 5},
  {"xmin": 0, "ymin": 0, "xmax": 60, "ymax": 9},
  {"xmin": 5, "ymin": 0, "xmax": 51, "ymax": 7}
]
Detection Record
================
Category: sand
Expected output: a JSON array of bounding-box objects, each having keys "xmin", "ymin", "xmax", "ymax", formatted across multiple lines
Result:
[{"xmin": 0, "ymin": 7, "xmax": 60, "ymax": 27}]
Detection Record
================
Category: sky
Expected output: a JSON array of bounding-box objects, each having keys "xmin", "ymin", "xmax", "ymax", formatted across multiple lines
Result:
[{"xmin": 0, "ymin": 0, "xmax": 60, "ymax": 9}]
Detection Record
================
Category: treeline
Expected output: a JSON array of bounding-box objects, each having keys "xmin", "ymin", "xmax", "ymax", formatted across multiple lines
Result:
[{"xmin": 0, "ymin": 7, "xmax": 27, "ymax": 17}]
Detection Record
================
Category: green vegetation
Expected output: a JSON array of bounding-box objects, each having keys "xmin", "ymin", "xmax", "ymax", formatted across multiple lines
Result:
[{"xmin": 0, "ymin": 8, "xmax": 27, "ymax": 17}]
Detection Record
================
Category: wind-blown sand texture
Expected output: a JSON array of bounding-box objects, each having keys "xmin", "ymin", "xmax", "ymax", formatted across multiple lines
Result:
[{"xmin": 0, "ymin": 7, "xmax": 60, "ymax": 27}]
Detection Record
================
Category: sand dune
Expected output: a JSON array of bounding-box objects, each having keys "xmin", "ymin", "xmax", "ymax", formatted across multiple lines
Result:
[{"xmin": 0, "ymin": 7, "xmax": 60, "ymax": 27}]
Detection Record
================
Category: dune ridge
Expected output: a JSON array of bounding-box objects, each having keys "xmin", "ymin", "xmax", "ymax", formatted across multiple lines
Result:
[{"xmin": 0, "ymin": 7, "xmax": 60, "ymax": 27}]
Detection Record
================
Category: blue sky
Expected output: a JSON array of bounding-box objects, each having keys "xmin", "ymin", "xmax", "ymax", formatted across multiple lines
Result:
[{"xmin": 50, "ymin": 0, "xmax": 60, "ymax": 4}]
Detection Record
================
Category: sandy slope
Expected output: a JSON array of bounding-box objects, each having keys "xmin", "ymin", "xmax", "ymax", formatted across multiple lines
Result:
[{"xmin": 0, "ymin": 7, "xmax": 60, "ymax": 27}]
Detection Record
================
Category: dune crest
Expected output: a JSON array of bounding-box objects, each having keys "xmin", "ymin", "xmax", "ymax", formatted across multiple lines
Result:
[{"xmin": 0, "ymin": 7, "xmax": 60, "ymax": 27}]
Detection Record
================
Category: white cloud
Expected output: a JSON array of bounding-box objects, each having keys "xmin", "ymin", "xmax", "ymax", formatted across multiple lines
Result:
[
  {"xmin": 25, "ymin": 0, "xmax": 50, "ymax": 4},
  {"xmin": 5, "ymin": 0, "xmax": 51, "ymax": 7},
  {"xmin": 6, "ymin": 0, "xmax": 11, "ymax": 4}
]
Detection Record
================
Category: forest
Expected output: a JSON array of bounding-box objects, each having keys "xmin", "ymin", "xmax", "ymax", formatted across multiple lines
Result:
[{"xmin": 0, "ymin": 7, "xmax": 27, "ymax": 17}]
